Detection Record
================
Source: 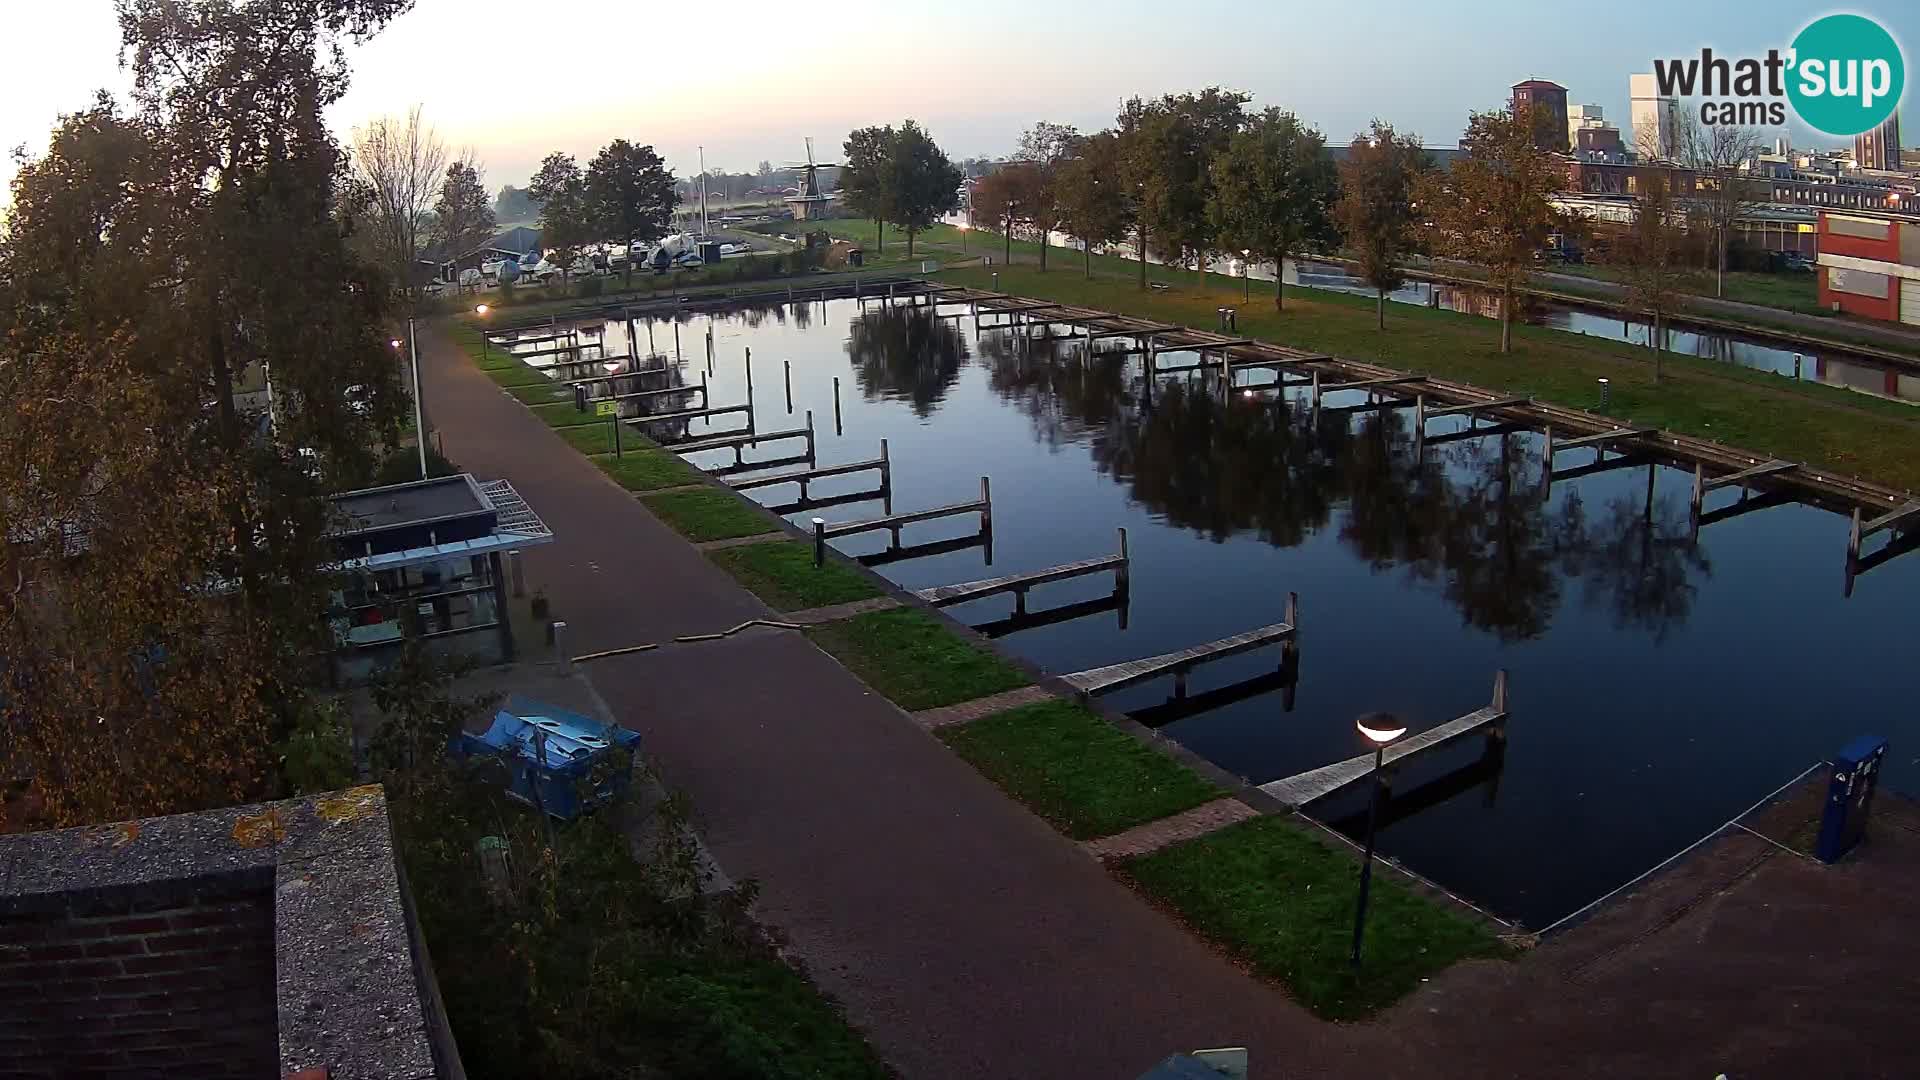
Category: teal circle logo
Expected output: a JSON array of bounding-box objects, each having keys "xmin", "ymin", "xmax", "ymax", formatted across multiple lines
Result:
[{"xmin": 1788, "ymin": 14, "xmax": 1905, "ymax": 137}]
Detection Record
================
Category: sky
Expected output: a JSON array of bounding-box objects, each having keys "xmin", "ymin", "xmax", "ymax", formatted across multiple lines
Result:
[{"xmin": 2, "ymin": 0, "xmax": 1915, "ymax": 201}]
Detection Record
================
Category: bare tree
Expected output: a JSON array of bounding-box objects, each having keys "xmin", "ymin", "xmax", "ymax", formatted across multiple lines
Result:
[
  {"xmin": 1613, "ymin": 168, "xmax": 1690, "ymax": 383},
  {"xmin": 352, "ymin": 105, "xmax": 446, "ymax": 301},
  {"xmin": 1673, "ymin": 115, "xmax": 1763, "ymax": 298}
]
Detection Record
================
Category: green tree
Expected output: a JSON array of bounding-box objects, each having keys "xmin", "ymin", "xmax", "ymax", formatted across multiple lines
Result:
[
  {"xmin": 1118, "ymin": 88, "xmax": 1249, "ymax": 286},
  {"xmin": 528, "ymin": 151, "xmax": 590, "ymax": 280},
  {"xmin": 1335, "ymin": 120, "xmax": 1430, "ymax": 329},
  {"xmin": 1207, "ymin": 107, "xmax": 1337, "ymax": 311},
  {"xmin": 433, "ymin": 154, "xmax": 496, "ymax": 273},
  {"xmin": 495, "ymin": 184, "xmax": 538, "ymax": 221},
  {"xmin": 1012, "ymin": 121, "xmax": 1079, "ymax": 271},
  {"xmin": 1, "ymin": 0, "xmax": 413, "ymax": 828},
  {"xmin": 1055, "ymin": 130, "xmax": 1132, "ymax": 279},
  {"xmin": 968, "ymin": 162, "xmax": 1045, "ymax": 267},
  {"xmin": 840, "ymin": 124, "xmax": 896, "ymax": 252},
  {"xmin": 585, "ymin": 140, "xmax": 678, "ymax": 286},
  {"xmin": 1420, "ymin": 105, "xmax": 1566, "ymax": 352},
  {"xmin": 882, "ymin": 120, "xmax": 962, "ymax": 258}
]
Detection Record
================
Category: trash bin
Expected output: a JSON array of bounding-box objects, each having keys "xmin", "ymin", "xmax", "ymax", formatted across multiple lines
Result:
[
  {"xmin": 1816, "ymin": 735, "xmax": 1888, "ymax": 863},
  {"xmin": 848, "ymin": 249, "xmax": 864, "ymax": 268}
]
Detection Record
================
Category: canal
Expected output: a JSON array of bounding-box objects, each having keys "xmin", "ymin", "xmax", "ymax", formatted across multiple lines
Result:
[{"xmin": 521, "ymin": 298, "xmax": 1919, "ymax": 928}]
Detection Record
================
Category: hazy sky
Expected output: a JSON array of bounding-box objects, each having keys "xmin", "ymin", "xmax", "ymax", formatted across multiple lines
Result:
[{"xmin": 2, "ymin": 0, "xmax": 1915, "ymax": 199}]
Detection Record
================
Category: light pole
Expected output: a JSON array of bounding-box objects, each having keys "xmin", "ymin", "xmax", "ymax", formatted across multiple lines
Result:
[
  {"xmin": 959, "ymin": 222, "xmax": 969, "ymax": 252},
  {"xmin": 407, "ymin": 317, "xmax": 427, "ymax": 480},
  {"xmin": 1351, "ymin": 712, "xmax": 1408, "ymax": 967},
  {"xmin": 1242, "ymin": 249, "xmax": 1252, "ymax": 301}
]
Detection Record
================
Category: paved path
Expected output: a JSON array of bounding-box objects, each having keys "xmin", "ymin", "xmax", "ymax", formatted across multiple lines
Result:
[{"xmin": 417, "ymin": 325, "xmax": 1391, "ymax": 1079}]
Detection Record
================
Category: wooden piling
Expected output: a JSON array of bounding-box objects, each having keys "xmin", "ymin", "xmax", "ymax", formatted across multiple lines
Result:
[
  {"xmin": 613, "ymin": 414, "xmax": 623, "ymax": 458},
  {"xmin": 833, "ymin": 376, "xmax": 843, "ymax": 436},
  {"xmin": 1848, "ymin": 507, "xmax": 1863, "ymax": 567},
  {"xmin": 879, "ymin": 437, "xmax": 891, "ymax": 491},
  {"xmin": 805, "ymin": 410, "xmax": 816, "ymax": 460},
  {"xmin": 784, "ymin": 360, "xmax": 794, "ymax": 414},
  {"xmin": 980, "ymin": 476, "xmax": 993, "ymax": 532},
  {"xmin": 745, "ymin": 347, "xmax": 754, "ymax": 403},
  {"xmin": 1116, "ymin": 527, "xmax": 1131, "ymax": 593},
  {"xmin": 813, "ymin": 517, "xmax": 828, "ymax": 567}
]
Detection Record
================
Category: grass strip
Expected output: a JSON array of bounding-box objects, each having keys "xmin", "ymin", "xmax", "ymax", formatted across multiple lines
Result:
[
  {"xmin": 639, "ymin": 488, "xmax": 778, "ymax": 542},
  {"xmin": 1121, "ymin": 816, "xmax": 1508, "ymax": 1021},
  {"xmin": 595, "ymin": 450, "xmax": 705, "ymax": 493},
  {"xmin": 938, "ymin": 699, "xmax": 1221, "ymax": 840},
  {"xmin": 806, "ymin": 607, "xmax": 1030, "ymax": 711},
  {"xmin": 556, "ymin": 421, "xmax": 623, "ymax": 455},
  {"xmin": 934, "ymin": 263, "xmax": 1920, "ymax": 490},
  {"xmin": 707, "ymin": 540, "xmax": 882, "ymax": 611}
]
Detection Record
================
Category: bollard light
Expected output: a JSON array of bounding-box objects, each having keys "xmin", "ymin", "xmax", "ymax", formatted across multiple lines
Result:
[
  {"xmin": 475, "ymin": 304, "xmax": 490, "ymax": 316},
  {"xmin": 1352, "ymin": 713, "xmax": 1408, "ymax": 967},
  {"xmin": 390, "ymin": 338, "xmax": 403, "ymax": 349},
  {"xmin": 1597, "ymin": 377, "xmax": 1611, "ymax": 409}
]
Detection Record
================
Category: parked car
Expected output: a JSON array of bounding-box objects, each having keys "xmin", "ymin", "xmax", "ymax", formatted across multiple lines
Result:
[{"xmin": 1783, "ymin": 252, "xmax": 1815, "ymax": 273}]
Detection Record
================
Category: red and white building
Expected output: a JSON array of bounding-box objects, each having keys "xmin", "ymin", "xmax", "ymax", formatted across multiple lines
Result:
[{"xmin": 1816, "ymin": 210, "xmax": 1920, "ymax": 325}]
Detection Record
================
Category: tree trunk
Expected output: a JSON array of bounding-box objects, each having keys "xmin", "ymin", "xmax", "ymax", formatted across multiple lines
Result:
[
  {"xmin": 1653, "ymin": 312, "xmax": 1665, "ymax": 383},
  {"xmin": 1273, "ymin": 255, "xmax": 1285, "ymax": 312},
  {"xmin": 1377, "ymin": 288, "xmax": 1386, "ymax": 330},
  {"xmin": 1715, "ymin": 236, "xmax": 1727, "ymax": 297},
  {"xmin": 1084, "ymin": 240, "xmax": 1092, "ymax": 279},
  {"xmin": 876, "ymin": 219, "xmax": 884, "ymax": 253},
  {"xmin": 1038, "ymin": 225, "xmax": 1047, "ymax": 271},
  {"xmin": 1499, "ymin": 281, "xmax": 1514, "ymax": 353},
  {"xmin": 907, "ymin": 228, "xmax": 916, "ymax": 258},
  {"xmin": 1137, "ymin": 228, "xmax": 1148, "ymax": 291},
  {"xmin": 1004, "ymin": 222, "xmax": 1011, "ymax": 266}
]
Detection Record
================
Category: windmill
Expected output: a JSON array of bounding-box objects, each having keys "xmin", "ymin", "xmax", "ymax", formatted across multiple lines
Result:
[{"xmin": 782, "ymin": 137, "xmax": 841, "ymax": 221}]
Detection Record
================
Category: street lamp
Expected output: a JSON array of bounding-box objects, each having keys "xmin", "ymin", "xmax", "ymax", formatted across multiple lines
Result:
[
  {"xmin": 474, "ymin": 304, "xmax": 490, "ymax": 316},
  {"xmin": 1242, "ymin": 249, "xmax": 1252, "ymax": 301},
  {"xmin": 958, "ymin": 222, "xmax": 970, "ymax": 252},
  {"xmin": 406, "ymin": 317, "xmax": 427, "ymax": 480},
  {"xmin": 1351, "ymin": 712, "xmax": 1408, "ymax": 967}
]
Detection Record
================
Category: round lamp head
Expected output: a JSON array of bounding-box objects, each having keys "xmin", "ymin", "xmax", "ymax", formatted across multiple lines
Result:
[
  {"xmin": 1356, "ymin": 712, "xmax": 1408, "ymax": 746},
  {"xmin": 474, "ymin": 304, "xmax": 490, "ymax": 315},
  {"xmin": 389, "ymin": 338, "xmax": 402, "ymax": 349}
]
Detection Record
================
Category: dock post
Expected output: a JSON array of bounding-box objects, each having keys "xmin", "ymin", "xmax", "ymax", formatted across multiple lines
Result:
[
  {"xmin": 784, "ymin": 360, "xmax": 793, "ymax": 414},
  {"xmin": 1690, "ymin": 463, "xmax": 1705, "ymax": 521},
  {"xmin": 1847, "ymin": 507, "xmax": 1863, "ymax": 567},
  {"xmin": 673, "ymin": 321, "xmax": 681, "ymax": 364},
  {"xmin": 833, "ymin": 376, "xmax": 844, "ymax": 435},
  {"xmin": 1283, "ymin": 590, "xmax": 1298, "ymax": 631},
  {"xmin": 1489, "ymin": 669, "xmax": 1510, "ymax": 742},
  {"xmin": 805, "ymin": 410, "xmax": 816, "ymax": 461},
  {"xmin": 1310, "ymin": 370, "xmax": 1321, "ymax": 408},
  {"xmin": 1414, "ymin": 395, "xmax": 1426, "ymax": 432},
  {"xmin": 1116, "ymin": 527, "xmax": 1131, "ymax": 594},
  {"xmin": 700, "ymin": 369, "xmax": 709, "ymax": 406},
  {"xmin": 979, "ymin": 476, "xmax": 993, "ymax": 533},
  {"xmin": 813, "ymin": 518, "xmax": 827, "ymax": 567},
  {"xmin": 647, "ymin": 319, "xmax": 655, "ymax": 355},
  {"xmin": 612, "ymin": 415, "xmax": 623, "ymax": 459},
  {"xmin": 745, "ymin": 346, "xmax": 754, "ymax": 404}
]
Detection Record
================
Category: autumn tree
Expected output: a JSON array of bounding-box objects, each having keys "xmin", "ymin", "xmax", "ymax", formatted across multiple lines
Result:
[
  {"xmin": 1335, "ymin": 120, "xmax": 1430, "ymax": 329},
  {"xmin": 1613, "ymin": 168, "xmax": 1689, "ymax": 382},
  {"xmin": 585, "ymin": 140, "xmax": 678, "ymax": 285},
  {"xmin": 528, "ymin": 151, "xmax": 590, "ymax": 279},
  {"xmin": 1118, "ymin": 88, "xmax": 1249, "ymax": 286},
  {"xmin": 1055, "ymin": 131, "xmax": 1131, "ymax": 278},
  {"xmin": 1421, "ymin": 105, "xmax": 1566, "ymax": 352},
  {"xmin": 1207, "ymin": 107, "xmax": 1337, "ymax": 311},
  {"xmin": 1, "ymin": 0, "xmax": 413, "ymax": 829},
  {"xmin": 882, "ymin": 120, "xmax": 962, "ymax": 258},
  {"xmin": 968, "ymin": 162, "xmax": 1046, "ymax": 267},
  {"xmin": 1010, "ymin": 121, "xmax": 1079, "ymax": 271},
  {"xmin": 432, "ymin": 154, "xmax": 495, "ymax": 274},
  {"xmin": 1674, "ymin": 115, "xmax": 1764, "ymax": 297},
  {"xmin": 353, "ymin": 104, "xmax": 446, "ymax": 300},
  {"xmin": 840, "ymin": 124, "xmax": 896, "ymax": 252}
]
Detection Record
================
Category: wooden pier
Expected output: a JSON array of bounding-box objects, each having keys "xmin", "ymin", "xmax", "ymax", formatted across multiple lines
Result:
[
  {"xmin": 628, "ymin": 402, "xmax": 754, "ymax": 429},
  {"xmin": 1258, "ymin": 671, "xmax": 1509, "ymax": 809},
  {"xmin": 813, "ymin": 478, "xmax": 991, "ymax": 566},
  {"xmin": 1848, "ymin": 499, "xmax": 1920, "ymax": 567},
  {"xmin": 914, "ymin": 529, "xmax": 1129, "ymax": 615},
  {"xmin": 727, "ymin": 439, "xmax": 889, "ymax": 499},
  {"xmin": 1060, "ymin": 595, "xmax": 1297, "ymax": 700},
  {"xmin": 670, "ymin": 412, "xmax": 816, "ymax": 468}
]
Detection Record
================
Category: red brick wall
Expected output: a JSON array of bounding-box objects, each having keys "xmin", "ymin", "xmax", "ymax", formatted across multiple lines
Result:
[
  {"xmin": 0, "ymin": 891, "xmax": 277, "ymax": 1080},
  {"xmin": 1817, "ymin": 267, "xmax": 1900, "ymax": 321},
  {"xmin": 1817, "ymin": 215, "xmax": 1900, "ymax": 262}
]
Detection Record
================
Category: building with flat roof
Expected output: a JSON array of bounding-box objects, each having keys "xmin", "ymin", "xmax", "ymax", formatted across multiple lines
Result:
[
  {"xmin": 1512, "ymin": 79, "xmax": 1569, "ymax": 152},
  {"xmin": 1629, "ymin": 73, "xmax": 1680, "ymax": 160},
  {"xmin": 1855, "ymin": 114, "xmax": 1902, "ymax": 173},
  {"xmin": 1815, "ymin": 209, "xmax": 1920, "ymax": 325}
]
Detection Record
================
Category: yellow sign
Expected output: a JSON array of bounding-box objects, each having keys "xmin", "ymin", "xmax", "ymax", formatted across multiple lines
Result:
[{"xmin": 595, "ymin": 401, "xmax": 618, "ymax": 417}]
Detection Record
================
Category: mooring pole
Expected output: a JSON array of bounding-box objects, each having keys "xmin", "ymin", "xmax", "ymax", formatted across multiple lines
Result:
[
  {"xmin": 784, "ymin": 360, "xmax": 793, "ymax": 414},
  {"xmin": 673, "ymin": 321, "xmax": 681, "ymax": 364},
  {"xmin": 1847, "ymin": 507, "xmax": 1863, "ymax": 567},
  {"xmin": 805, "ymin": 410, "xmax": 816, "ymax": 461},
  {"xmin": 647, "ymin": 319, "xmax": 655, "ymax": 355},
  {"xmin": 745, "ymin": 346, "xmax": 754, "ymax": 404},
  {"xmin": 813, "ymin": 517, "xmax": 827, "ymax": 567},
  {"xmin": 979, "ymin": 476, "xmax": 993, "ymax": 533},
  {"xmin": 879, "ymin": 438, "xmax": 891, "ymax": 492},
  {"xmin": 1116, "ymin": 527, "xmax": 1131, "ymax": 594},
  {"xmin": 833, "ymin": 376, "xmax": 843, "ymax": 435},
  {"xmin": 612, "ymin": 414, "xmax": 623, "ymax": 459}
]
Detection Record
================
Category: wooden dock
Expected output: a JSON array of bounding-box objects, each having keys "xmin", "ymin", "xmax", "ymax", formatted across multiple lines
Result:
[
  {"xmin": 814, "ymin": 478, "xmax": 991, "ymax": 566},
  {"xmin": 628, "ymin": 402, "xmax": 754, "ymax": 428},
  {"xmin": 669, "ymin": 413, "xmax": 815, "ymax": 467},
  {"xmin": 728, "ymin": 439, "xmax": 889, "ymax": 498},
  {"xmin": 1258, "ymin": 672, "xmax": 1509, "ymax": 808},
  {"xmin": 1060, "ymin": 595, "xmax": 1296, "ymax": 699},
  {"xmin": 914, "ymin": 529, "xmax": 1128, "ymax": 614}
]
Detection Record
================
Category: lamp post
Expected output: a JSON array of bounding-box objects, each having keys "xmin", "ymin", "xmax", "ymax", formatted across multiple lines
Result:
[
  {"xmin": 959, "ymin": 222, "xmax": 969, "ymax": 252},
  {"xmin": 406, "ymin": 317, "xmax": 427, "ymax": 480},
  {"xmin": 1351, "ymin": 712, "xmax": 1408, "ymax": 967},
  {"xmin": 1242, "ymin": 249, "xmax": 1252, "ymax": 301}
]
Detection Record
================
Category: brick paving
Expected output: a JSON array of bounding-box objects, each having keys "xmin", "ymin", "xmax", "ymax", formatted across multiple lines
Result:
[
  {"xmin": 909, "ymin": 685, "xmax": 1056, "ymax": 730},
  {"xmin": 1081, "ymin": 797, "xmax": 1261, "ymax": 861}
]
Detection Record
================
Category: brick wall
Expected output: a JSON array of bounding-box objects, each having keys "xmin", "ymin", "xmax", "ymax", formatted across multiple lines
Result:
[{"xmin": 0, "ymin": 888, "xmax": 278, "ymax": 1080}]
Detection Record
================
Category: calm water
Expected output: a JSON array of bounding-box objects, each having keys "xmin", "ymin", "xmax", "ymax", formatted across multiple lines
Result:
[{"xmin": 515, "ymin": 301, "xmax": 1918, "ymax": 927}]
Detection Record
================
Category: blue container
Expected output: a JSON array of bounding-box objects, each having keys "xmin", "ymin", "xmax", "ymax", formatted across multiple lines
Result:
[
  {"xmin": 449, "ymin": 696, "xmax": 642, "ymax": 820},
  {"xmin": 1815, "ymin": 735, "xmax": 1888, "ymax": 864}
]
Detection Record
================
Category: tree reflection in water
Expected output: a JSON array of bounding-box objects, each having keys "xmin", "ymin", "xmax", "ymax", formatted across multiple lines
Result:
[
  {"xmin": 844, "ymin": 306, "xmax": 970, "ymax": 417},
  {"xmin": 977, "ymin": 343, "xmax": 1712, "ymax": 642}
]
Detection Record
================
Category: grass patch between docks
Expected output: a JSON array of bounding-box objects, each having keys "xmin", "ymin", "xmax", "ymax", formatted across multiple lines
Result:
[
  {"xmin": 639, "ymin": 488, "xmax": 779, "ymax": 542},
  {"xmin": 806, "ymin": 607, "xmax": 1031, "ymax": 712},
  {"xmin": 595, "ymin": 450, "xmax": 704, "ymax": 493},
  {"xmin": 1121, "ymin": 816, "xmax": 1508, "ymax": 1021},
  {"xmin": 938, "ymin": 699, "xmax": 1221, "ymax": 840},
  {"xmin": 707, "ymin": 540, "xmax": 883, "ymax": 611}
]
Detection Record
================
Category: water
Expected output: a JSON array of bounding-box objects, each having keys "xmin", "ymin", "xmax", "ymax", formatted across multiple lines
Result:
[{"xmin": 524, "ymin": 301, "xmax": 1919, "ymax": 928}]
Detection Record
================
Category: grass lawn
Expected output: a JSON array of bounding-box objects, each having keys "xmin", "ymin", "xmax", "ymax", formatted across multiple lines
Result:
[
  {"xmin": 1122, "ymin": 816, "xmax": 1508, "ymax": 1020},
  {"xmin": 594, "ymin": 450, "xmax": 704, "ymax": 492},
  {"xmin": 933, "ymin": 262, "xmax": 1920, "ymax": 491},
  {"xmin": 507, "ymin": 382, "xmax": 565, "ymax": 405},
  {"xmin": 938, "ymin": 699, "xmax": 1222, "ymax": 840},
  {"xmin": 639, "ymin": 488, "xmax": 778, "ymax": 542},
  {"xmin": 807, "ymin": 607, "xmax": 1031, "ymax": 711},
  {"xmin": 1552, "ymin": 263, "xmax": 1823, "ymax": 315},
  {"xmin": 555, "ymin": 421, "xmax": 624, "ymax": 455},
  {"xmin": 706, "ymin": 540, "xmax": 882, "ymax": 611}
]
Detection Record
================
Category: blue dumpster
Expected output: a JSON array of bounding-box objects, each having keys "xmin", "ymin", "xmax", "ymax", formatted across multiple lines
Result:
[
  {"xmin": 1815, "ymin": 735, "xmax": 1888, "ymax": 864},
  {"xmin": 450, "ymin": 696, "xmax": 641, "ymax": 820}
]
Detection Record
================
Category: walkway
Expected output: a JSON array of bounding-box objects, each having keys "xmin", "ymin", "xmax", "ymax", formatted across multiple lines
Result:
[{"xmin": 415, "ymin": 325, "xmax": 1386, "ymax": 1079}]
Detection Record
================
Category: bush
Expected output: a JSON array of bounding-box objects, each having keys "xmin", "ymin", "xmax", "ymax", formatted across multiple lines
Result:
[{"xmin": 577, "ymin": 276, "xmax": 604, "ymax": 298}]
